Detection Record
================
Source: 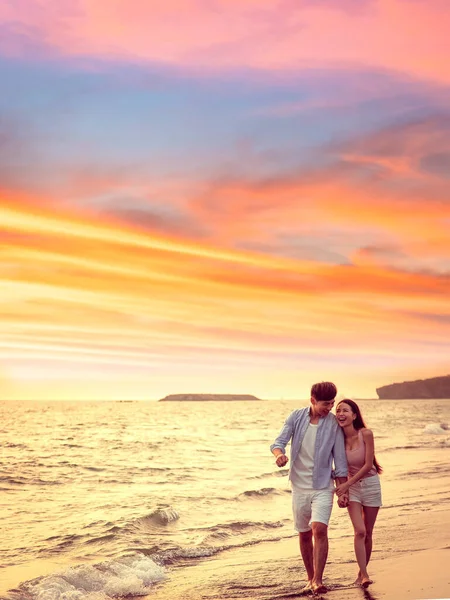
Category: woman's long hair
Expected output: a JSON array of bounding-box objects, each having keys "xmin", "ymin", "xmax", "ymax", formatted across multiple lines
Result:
[{"xmin": 337, "ymin": 399, "xmax": 383, "ymax": 474}]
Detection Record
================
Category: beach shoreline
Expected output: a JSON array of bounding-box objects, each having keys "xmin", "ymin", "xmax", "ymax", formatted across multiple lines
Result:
[
  {"xmin": 3, "ymin": 541, "xmax": 448, "ymax": 600},
  {"xmin": 139, "ymin": 535, "xmax": 450, "ymax": 600}
]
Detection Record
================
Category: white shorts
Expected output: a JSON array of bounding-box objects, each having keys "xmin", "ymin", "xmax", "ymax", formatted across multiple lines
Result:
[
  {"xmin": 292, "ymin": 487, "xmax": 334, "ymax": 532},
  {"xmin": 348, "ymin": 473, "xmax": 382, "ymax": 507}
]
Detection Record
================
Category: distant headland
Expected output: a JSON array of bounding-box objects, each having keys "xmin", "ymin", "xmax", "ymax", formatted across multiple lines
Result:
[
  {"xmin": 159, "ymin": 394, "xmax": 261, "ymax": 402},
  {"xmin": 376, "ymin": 375, "xmax": 450, "ymax": 399}
]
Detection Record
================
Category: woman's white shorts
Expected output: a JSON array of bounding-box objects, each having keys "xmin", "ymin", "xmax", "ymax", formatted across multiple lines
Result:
[
  {"xmin": 292, "ymin": 487, "xmax": 334, "ymax": 533},
  {"xmin": 348, "ymin": 473, "xmax": 382, "ymax": 507}
]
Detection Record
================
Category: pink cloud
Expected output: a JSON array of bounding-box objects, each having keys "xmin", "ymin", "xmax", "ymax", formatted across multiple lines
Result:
[{"xmin": 1, "ymin": 1, "xmax": 449, "ymax": 83}]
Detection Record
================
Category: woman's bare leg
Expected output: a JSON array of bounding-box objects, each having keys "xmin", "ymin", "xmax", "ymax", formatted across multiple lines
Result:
[
  {"xmin": 347, "ymin": 502, "xmax": 370, "ymax": 584},
  {"xmin": 362, "ymin": 505, "xmax": 380, "ymax": 567}
]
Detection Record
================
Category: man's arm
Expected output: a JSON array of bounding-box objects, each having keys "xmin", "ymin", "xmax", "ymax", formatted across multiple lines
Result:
[
  {"xmin": 332, "ymin": 426, "xmax": 348, "ymax": 478},
  {"xmin": 332, "ymin": 426, "xmax": 349, "ymax": 506},
  {"xmin": 270, "ymin": 411, "xmax": 296, "ymax": 467}
]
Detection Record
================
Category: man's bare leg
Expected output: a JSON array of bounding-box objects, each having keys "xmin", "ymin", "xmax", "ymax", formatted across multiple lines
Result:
[
  {"xmin": 311, "ymin": 522, "xmax": 328, "ymax": 593},
  {"xmin": 299, "ymin": 530, "xmax": 314, "ymax": 590}
]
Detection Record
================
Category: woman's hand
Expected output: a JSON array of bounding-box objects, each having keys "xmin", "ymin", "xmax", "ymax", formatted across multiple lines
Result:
[
  {"xmin": 337, "ymin": 494, "xmax": 349, "ymax": 508},
  {"xmin": 335, "ymin": 483, "xmax": 349, "ymax": 497}
]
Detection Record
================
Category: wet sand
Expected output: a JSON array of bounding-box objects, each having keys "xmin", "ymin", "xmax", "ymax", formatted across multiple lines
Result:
[
  {"xmin": 4, "ymin": 542, "xmax": 448, "ymax": 600},
  {"xmin": 368, "ymin": 548, "xmax": 450, "ymax": 600},
  {"xmin": 143, "ymin": 531, "xmax": 450, "ymax": 600}
]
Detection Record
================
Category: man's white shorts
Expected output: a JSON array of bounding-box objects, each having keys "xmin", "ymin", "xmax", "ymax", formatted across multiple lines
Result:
[
  {"xmin": 292, "ymin": 487, "xmax": 334, "ymax": 533},
  {"xmin": 348, "ymin": 473, "xmax": 382, "ymax": 507}
]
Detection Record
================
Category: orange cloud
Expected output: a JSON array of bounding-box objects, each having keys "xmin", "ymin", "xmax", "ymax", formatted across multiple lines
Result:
[{"xmin": 1, "ymin": 190, "xmax": 448, "ymax": 359}]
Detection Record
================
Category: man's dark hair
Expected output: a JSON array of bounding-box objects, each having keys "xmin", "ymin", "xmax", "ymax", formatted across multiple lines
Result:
[{"xmin": 311, "ymin": 381, "xmax": 337, "ymax": 402}]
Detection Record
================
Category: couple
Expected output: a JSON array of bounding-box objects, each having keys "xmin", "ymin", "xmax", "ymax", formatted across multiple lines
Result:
[{"xmin": 270, "ymin": 381, "xmax": 382, "ymax": 594}]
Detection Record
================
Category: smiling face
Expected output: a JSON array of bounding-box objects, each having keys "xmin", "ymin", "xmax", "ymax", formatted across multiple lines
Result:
[
  {"xmin": 335, "ymin": 401, "xmax": 356, "ymax": 427},
  {"xmin": 311, "ymin": 397, "xmax": 335, "ymax": 418}
]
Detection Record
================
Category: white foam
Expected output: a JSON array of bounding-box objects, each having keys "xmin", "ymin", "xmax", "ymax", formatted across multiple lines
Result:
[
  {"xmin": 153, "ymin": 507, "xmax": 179, "ymax": 524},
  {"xmin": 423, "ymin": 423, "xmax": 448, "ymax": 435},
  {"xmin": 23, "ymin": 554, "xmax": 166, "ymax": 599}
]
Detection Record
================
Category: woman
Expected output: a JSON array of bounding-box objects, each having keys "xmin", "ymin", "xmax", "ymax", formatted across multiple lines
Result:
[{"xmin": 335, "ymin": 399, "xmax": 382, "ymax": 588}]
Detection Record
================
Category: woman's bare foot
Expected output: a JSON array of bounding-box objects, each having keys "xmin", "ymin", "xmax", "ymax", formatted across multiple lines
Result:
[
  {"xmin": 311, "ymin": 582, "xmax": 328, "ymax": 594},
  {"xmin": 353, "ymin": 569, "xmax": 362, "ymax": 585},
  {"xmin": 300, "ymin": 581, "xmax": 313, "ymax": 594}
]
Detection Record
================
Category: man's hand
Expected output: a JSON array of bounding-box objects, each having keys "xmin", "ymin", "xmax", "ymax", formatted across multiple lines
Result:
[
  {"xmin": 337, "ymin": 493, "xmax": 349, "ymax": 508},
  {"xmin": 275, "ymin": 454, "xmax": 289, "ymax": 467}
]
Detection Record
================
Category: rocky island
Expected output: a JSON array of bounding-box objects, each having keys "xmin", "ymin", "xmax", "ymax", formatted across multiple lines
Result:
[
  {"xmin": 159, "ymin": 394, "xmax": 261, "ymax": 402},
  {"xmin": 376, "ymin": 375, "xmax": 450, "ymax": 399}
]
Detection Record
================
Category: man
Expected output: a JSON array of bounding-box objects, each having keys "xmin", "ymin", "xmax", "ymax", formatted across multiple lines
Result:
[{"xmin": 270, "ymin": 381, "xmax": 348, "ymax": 594}]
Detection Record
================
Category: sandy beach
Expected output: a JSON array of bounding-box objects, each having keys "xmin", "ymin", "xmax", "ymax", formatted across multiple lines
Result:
[
  {"xmin": 3, "ymin": 538, "xmax": 448, "ymax": 600},
  {"xmin": 143, "ymin": 503, "xmax": 450, "ymax": 600},
  {"xmin": 143, "ymin": 539, "xmax": 450, "ymax": 600}
]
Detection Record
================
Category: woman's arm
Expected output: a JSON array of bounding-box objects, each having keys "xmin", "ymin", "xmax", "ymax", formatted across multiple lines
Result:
[{"xmin": 335, "ymin": 429, "xmax": 375, "ymax": 496}]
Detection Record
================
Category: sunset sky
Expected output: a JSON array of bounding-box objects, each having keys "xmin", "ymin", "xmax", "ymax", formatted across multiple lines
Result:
[{"xmin": 1, "ymin": 0, "xmax": 449, "ymax": 400}]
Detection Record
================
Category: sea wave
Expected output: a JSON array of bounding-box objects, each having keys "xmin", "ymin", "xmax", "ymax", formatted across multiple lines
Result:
[
  {"xmin": 133, "ymin": 506, "xmax": 180, "ymax": 527},
  {"xmin": 423, "ymin": 422, "xmax": 448, "ymax": 434},
  {"xmin": 240, "ymin": 487, "xmax": 282, "ymax": 498},
  {"xmin": 200, "ymin": 520, "xmax": 285, "ymax": 544},
  {"xmin": 150, "ymin": 533, "xmax": 289, "ymax": 566},
  {"xmin": 1, "ymin": 442, "xmax": 29, "ymax": 449},
  {"xmin": 394, "ymin": 464, "xmax": 450, "ymax": 481},
  {"xmin": 9, "ymin": 535, "xmax": 289, "ymax": 597},
  {"xmin": 250, "ymin": 469, "xmax": 289, "ymax": 480},
  {"xmin": 6, "ymin": 554, "xmax": 166, "ymax": 600},
  {"xmin": 381, "ymin": 441, "xmax": 449, "ymax": 451},
  {"xmin": 61, "ymin": 443, "xmax": 85, "ymax": 448},
  {"xmin": 382, "ymin": 444, "xmax": 423, "ymax": 451},
  {"xmin": 0, "ymin": 476, "xmax": 63, "ymax": 487},
  {"xmin": 82, "ymin": 466, "xmax": 106, "ymax": 472}
]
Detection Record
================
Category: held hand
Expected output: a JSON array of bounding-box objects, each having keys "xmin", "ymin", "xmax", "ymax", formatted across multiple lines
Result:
[
  {"xmin": 335, "ymin": 483, "xmax": 349, "ymax": 497},
  {"xmin": 337, "ymin": 494, "xmax": 349, "ymax": 508},
  {"xmin": 275, "ymin": 454, "xmax": 289, "ymax": 467}
]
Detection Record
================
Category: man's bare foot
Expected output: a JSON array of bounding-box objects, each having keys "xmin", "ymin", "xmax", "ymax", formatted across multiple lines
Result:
[
  {"xmin": 300, "ymin": 581, "xmax": 313, "ymax": 595},
  {"xmin": 300, "ymin": 582, "xmax": 313, "ymax": 595},
  {"xmin": 360, "ymin": 577, "xmax": 373, "ymax": 588},
  {"xmin": 311, "ymin": 582, "xmax": 328, "ymax": 594}
]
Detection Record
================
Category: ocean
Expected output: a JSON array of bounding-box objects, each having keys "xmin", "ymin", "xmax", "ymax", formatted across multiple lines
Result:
[{"xmin": 1, "ymin": 398, "xmax": 449, "ymax": 600}]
